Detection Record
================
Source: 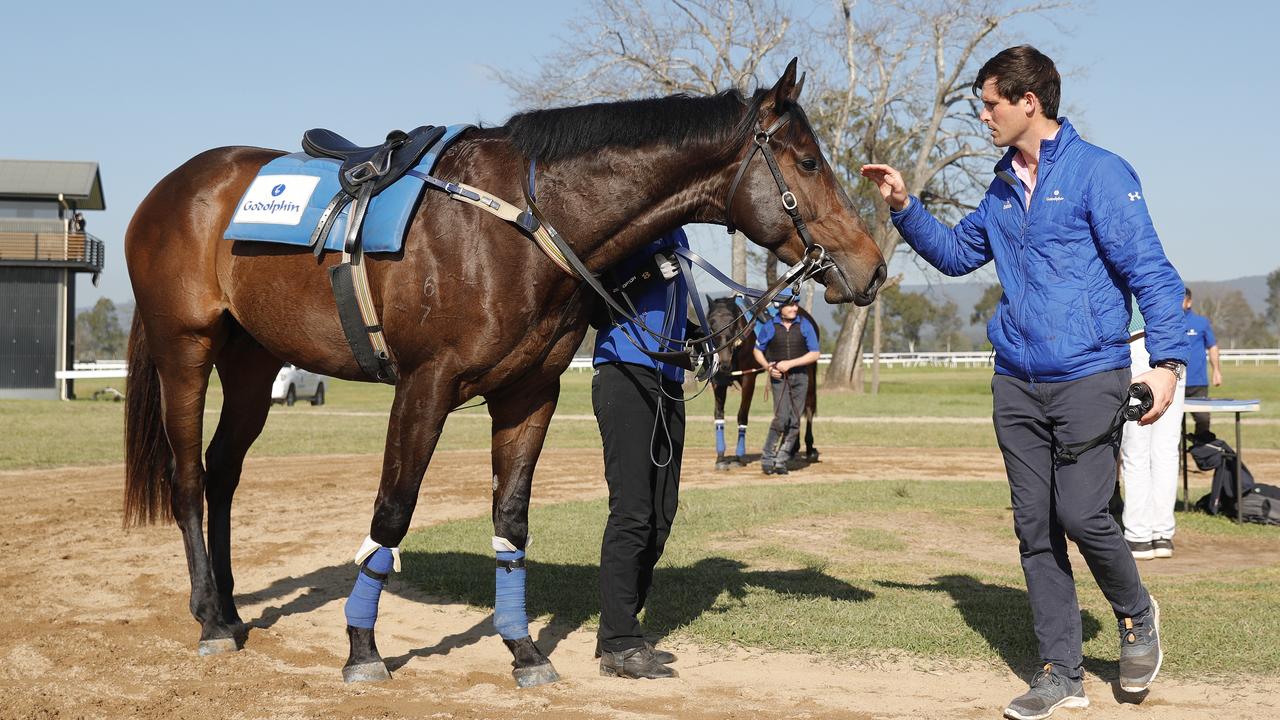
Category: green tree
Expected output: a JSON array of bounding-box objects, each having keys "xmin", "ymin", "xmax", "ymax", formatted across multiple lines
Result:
[
  {"xmin": 1266, "ymin": 268, "xmax": 1280, "ymax": 332},
  {"xmin": 880, "ymin": 285, "xmax": 935, "ymax": 352},
  {"xmin": 929, "ymin": 299, "xmax": 970, "ymax": 351},
  {"xmin": 75, "ymin": 297, "xmax": 125, "ymax": 361},
  {"xmin": 970, "ymin": 284, "xmax": 1003, "ymax": 326},
  {"xmin": 1197, "ymin": 289, "xmax": 1264, "ymax": 349}
]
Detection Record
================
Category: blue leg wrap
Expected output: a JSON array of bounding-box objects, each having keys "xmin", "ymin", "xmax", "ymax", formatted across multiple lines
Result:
[
  {"xmin": 736, "ymin": 425, "xmax": 748, "ymax": 457},
  {"xmin": 494, "ymin": 549, "xmax": 529, "ymax": 640},
  {"xmin": 715, "ymin": 421, "xmax": 726, "ymax": 456},
  {"xmin": 344, "ymin": 547, "xmax": 394, "ymax": 629}
]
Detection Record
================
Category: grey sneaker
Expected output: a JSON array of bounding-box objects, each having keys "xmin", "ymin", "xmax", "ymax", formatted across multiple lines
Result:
[
  {"xmin": 1127, "ymin": 540, "xmax": 1155, "ymax": 560},
  {"xmin": 1119, "ymin": 596, "xmax": 1162, "ymax": 692},
  {"xmin": 1153, "ymin": 538, "xmax": 1174, "ymax": 558},
  {"xmin": 1004, "ymin": 664, "xmax": 1088, "ymax": 720}
]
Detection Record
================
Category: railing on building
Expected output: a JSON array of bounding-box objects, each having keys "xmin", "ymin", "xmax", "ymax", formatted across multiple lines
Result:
[{"xmin": 0, "ymin": 230, "xmax": 105, "ymax": 272}]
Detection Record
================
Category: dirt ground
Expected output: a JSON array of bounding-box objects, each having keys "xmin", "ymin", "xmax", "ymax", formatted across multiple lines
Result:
[{"xmin": 2, "ymin": 446, "xmax": 1278, "ymax": 720}]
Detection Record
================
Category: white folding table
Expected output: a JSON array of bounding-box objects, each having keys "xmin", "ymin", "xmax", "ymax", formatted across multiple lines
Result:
[{"xmin": 1181, "ymin": 398, "xmax": 1262, "ymax": 523}]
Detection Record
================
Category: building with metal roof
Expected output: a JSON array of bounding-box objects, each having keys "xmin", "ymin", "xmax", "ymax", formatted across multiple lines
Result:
[{"xmin": 0, "ymin": 159, "xmax": 107, "ymax": 399}]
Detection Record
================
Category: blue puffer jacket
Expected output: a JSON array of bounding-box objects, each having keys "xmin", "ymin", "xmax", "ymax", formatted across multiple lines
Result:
[{"xmin": 891, "ymin": 119, "xmax": 1188, "ymax": 382}]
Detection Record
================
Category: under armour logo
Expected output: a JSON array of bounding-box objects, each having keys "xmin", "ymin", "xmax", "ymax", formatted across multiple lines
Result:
[{"xmin": 1128, "ymin": 192, "xmax": 1142, "ymax": 202}]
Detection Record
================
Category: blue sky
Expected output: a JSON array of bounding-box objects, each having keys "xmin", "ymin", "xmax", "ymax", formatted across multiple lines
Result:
[{"xmin": 4, "ymin": 0, "xmax": 1276, "ymax": 307}]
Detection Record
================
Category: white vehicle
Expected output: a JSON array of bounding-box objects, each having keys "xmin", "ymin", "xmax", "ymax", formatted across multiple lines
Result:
[{"xmin": 271, "ymin": 364, "xmax": 326, "ymax": 406}]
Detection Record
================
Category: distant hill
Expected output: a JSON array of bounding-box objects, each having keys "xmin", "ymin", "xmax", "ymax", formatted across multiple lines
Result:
[
  {"xmin": 803, "ymin": 274, "xmax": 1273, "ymax": 342},
  {"xmin": 87, "ymin": 275, "xmax": 1273, "ymax": 345}
]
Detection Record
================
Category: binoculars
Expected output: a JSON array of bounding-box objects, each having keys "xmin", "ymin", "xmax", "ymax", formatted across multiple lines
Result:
[{"xmin": 1122, "ymin": 382, "xmax": 1155, "ymax": 422}]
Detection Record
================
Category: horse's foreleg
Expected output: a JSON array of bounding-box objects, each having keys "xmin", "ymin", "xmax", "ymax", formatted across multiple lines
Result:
[
  {"xmin": 736, "ymin": 374, "xmax": 757, "ymax": 464},
  {"xmin": 487, "ymin": 379, "xmax": 562, "ymax": 687},
  {"xmin": 713, "ymin": 382, "xmax": 731, "ymax": 470},
  {"xmin": 205, "ymin": 335, "xmax": 280, "ymax": 630},
  {"xmin": 343, "ymin": 368, "xmax": 454, "ymax": 683}
]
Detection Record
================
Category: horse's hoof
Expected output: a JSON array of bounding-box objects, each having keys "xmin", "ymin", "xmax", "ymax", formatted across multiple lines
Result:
[
  {"xmin": 197, "ymin": 637, "xmax": 238, "ymax": 656},
  {"xmin": 343, "ymin": 661, "xmax": 392, "ymax": 683},
  {"xmin": 513, "ymin": 661, "xmax": 560, "ymax": 688},
  {"xmin": 806, "ymin": 449, "xmax": 820, "ymax": 463}
]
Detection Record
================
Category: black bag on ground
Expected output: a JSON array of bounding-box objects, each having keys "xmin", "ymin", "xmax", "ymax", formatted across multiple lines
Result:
[
  {"xmin": 1191, "ymin": 437, "xmax": 1256, "ymax": 516},
  {"xmin": 1240, "ymin": 484, "xmax": 1280, "ymax": 526}
]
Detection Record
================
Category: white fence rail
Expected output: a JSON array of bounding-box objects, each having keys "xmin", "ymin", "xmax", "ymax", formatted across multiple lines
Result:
[
  {"xmin": 56, "ymin": 349, "xmax": 1280, "ymax": 379},
  {"xmin": 568, "ymin": 348, "xmax": 1280, "ymax": 370}
]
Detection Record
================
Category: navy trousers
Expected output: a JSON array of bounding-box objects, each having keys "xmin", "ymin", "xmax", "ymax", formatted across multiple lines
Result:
[{"xmin": 992, "ymin": 367, "xmax": 1151, "ymax": 678}]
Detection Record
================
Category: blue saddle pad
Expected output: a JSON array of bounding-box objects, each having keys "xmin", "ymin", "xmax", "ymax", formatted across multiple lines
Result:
[{"xmin": 223, "ymin": 124, "xmax": 470, "ymax": 253}]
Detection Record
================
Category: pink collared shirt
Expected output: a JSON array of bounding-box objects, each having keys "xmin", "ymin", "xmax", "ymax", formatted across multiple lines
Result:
[{"xmin": 1011, "ymin": 151, "xmax": 1035, "ymax": 207}]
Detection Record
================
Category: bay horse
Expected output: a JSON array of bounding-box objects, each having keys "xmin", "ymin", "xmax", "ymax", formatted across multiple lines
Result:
[
  {"xmin": 123, "ymin": 59, "xmax": 885, "ymax": 687},
  {"xmin": 705, "ymin": 296, "xmax": 819, "ymax": 470}
]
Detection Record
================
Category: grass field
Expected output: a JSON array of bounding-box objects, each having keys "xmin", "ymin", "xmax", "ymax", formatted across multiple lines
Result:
[
  {"xmin": 7, "ymin": 362, "xmax": 1279, "ymax": 679},
  {"xmin": 399, "ymin": 477, "xmax": 1280, "ymax": 678},
  {"xmin": 3, "ymin": 364, "xmax": 1277, "ymax": 470}
]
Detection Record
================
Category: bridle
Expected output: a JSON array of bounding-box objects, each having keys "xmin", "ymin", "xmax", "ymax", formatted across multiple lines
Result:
[{"xmin": 723, "ymin": 108, "xmax": 851, "ymax": 294}]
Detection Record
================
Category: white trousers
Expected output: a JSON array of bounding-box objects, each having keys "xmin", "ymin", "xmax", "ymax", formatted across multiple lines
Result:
[{"xmin": 1119, "ymin": 337, "xmax": 1186, "ymax": 542}]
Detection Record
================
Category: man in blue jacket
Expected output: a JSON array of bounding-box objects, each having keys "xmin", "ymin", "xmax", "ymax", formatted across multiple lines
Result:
[
  {"xmin": 862, "ymin": 46, "xmax": 1188, "ymax": 719},
  {"xmin": 592, "ymin": 228, "xmax": 689, "ymax": 680}
]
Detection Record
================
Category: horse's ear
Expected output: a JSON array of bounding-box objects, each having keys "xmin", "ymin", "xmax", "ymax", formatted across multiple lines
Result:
[
  {"xmin": 764, "ymin": 58, "xmax": 801, "ymax": 115},
  {"xmin": 794, "ymin": 72, "xmax": 806, "ymax": 101},
  {"xmin": 706, "ymin": 294, "xmax": 715, "ymax": 307}
]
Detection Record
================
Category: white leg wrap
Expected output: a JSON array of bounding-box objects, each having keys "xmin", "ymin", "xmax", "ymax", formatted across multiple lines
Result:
[
  {"xmin": 492, "ymin": 535, "xmax": 529, "ymax": 552},
  {"xmin": 354, "ymin": 535, "xmax": 401, "ymax": 572}
]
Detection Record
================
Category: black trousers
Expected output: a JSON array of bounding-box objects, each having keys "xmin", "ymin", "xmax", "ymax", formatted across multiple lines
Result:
[
  {"xmin": 1186, "ymin": 384, "xmax": 1209, "ymax": 435},
  {"xmin": 592, "ymin": 362, "xmax": 685, "ymax": 653},
  {"xmin": 992, "ymin": 368, "xmax": 1151, "ymax": 678}
]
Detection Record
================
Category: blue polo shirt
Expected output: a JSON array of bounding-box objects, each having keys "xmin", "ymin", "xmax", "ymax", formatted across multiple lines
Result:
[
  {"xmin": 593, "ymin": 228, "xmax": 689, "ymax": 383},
  {"xmin": 1184, "ymin": 310, "xmax": 1216, "ymax": 387}
]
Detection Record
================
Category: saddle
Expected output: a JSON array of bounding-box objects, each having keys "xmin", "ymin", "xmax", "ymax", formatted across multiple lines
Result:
[
  {"xmin": 297, "ymin": 125, "xmax": 450, "ymax": 386},
  {"xmin": 303, "ymin": 125, "xmax": 446, "ymax": 197}
]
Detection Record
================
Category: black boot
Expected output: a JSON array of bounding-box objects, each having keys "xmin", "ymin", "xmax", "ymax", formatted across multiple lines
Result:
[
  {"xmin": 599, "ymin": 645, "xmax": 678, "ymax": 679},
  {"xmin": 595, "ymin": 640, "xmax": 676, "ymax": 664}
]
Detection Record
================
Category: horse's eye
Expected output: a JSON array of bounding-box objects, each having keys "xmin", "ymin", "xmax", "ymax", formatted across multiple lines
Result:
[{"xmin": 800, "ymin": 158, "xmax": 819, "ymax": 172}]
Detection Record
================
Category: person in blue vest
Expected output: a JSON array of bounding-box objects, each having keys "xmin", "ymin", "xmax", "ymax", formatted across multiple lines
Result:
[
  {"xmin": 1182, "ymin": 288, "xmax": 1223, "ymax": 438},
  {"xmin": 591, "ymin": 227, "xmax": 689, "ymax": 680},
  {"xmin": 752, "ymin": 292, "xmax": 820, "ymax": 475},
  {"xmin": 861, "ymin": 45, "xmax": 1188, "ymax": 719}
]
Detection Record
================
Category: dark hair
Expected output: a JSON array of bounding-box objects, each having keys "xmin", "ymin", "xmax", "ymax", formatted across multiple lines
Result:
[
  {"xmin": 973, "ymin": 45, "xmax": 1060, "ymax": 119},
  {"xmin": 1185, "ymin": 288, "xmax": 1193, "ymax": 300}
]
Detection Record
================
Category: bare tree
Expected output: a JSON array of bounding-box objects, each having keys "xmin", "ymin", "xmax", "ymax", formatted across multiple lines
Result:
[
  {"xmin": 494, "ymin": 0, "xmax": 795, "ymax": 284},
  {"xmin": 813, "ymin": 0, "xmax": 1065, "ymax": 389},
  {"xmin": 498, "ymin": 1, "xmax": 1065, "ymax": 383}
]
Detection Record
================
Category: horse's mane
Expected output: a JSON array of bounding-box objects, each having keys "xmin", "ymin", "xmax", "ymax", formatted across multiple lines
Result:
[{"xmin": 504, "ymin": 89, "xmax": 768, "ymax": 163}]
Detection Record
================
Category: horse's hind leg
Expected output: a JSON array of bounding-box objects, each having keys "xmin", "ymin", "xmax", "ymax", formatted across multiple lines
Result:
[
  {"xmin": 343, "ymin": 367, "xmax": 455, "ymax": 683},
  {"xmin": 152, "ymin": 322, "xmax": 236, "ymax": 654},
  {"xmin": 205, "ymin": 330, "xmax": 280, "ymax": 630},
  {"xmin": 486, "ymin": 378, "xmax": 562, "ymax": 687}
]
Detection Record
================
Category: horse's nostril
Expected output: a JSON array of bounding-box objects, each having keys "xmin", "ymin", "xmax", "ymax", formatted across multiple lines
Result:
[{"xmin": 866, "ymin": 262, "xmax": 888, "ymax": 295}]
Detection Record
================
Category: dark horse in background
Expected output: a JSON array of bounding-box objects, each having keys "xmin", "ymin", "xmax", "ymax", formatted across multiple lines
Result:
[
  {"xmin": 122, "ymin": 60, "xmax": 885, "ymax": 688},
  {"xmin": 705, "ymin": 296, "xmax": 820, "ymax": 470}
]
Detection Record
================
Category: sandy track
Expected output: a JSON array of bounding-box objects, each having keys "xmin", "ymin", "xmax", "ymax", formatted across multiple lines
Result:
[{"xmin": 2, "ymin": 447, "xmax": 1277, "ymax": 719}]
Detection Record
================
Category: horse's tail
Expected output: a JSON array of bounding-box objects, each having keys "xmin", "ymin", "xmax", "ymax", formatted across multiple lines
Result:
[{"xmin": 124, "ymin": 313, "xmax": 173, "ymax": 526}]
